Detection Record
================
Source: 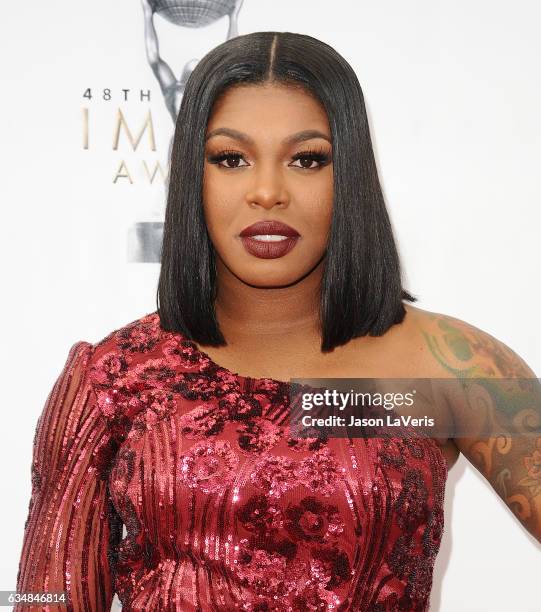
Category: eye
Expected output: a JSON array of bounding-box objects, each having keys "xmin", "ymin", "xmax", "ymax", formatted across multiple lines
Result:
[
  {"xmin": 290, "ymin": 147, "xmax": 332, "ymax": 170},
  {"xmin": 206, "ymin": 147, "xmax": 332, "ymax": 170},
  {"xmin": 206, "ymin": 149, "xmax": 249, "ymax": 169}
]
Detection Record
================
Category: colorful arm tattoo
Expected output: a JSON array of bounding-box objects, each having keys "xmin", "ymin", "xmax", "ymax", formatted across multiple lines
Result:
[{"xmin": 421, "ymin": 312, "xmax": 541, "ymax": 542}]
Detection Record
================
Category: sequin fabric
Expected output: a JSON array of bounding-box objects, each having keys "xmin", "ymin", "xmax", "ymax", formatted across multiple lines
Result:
[{"xmin": 16, "ymin": 311, "xmax": 448, "ymax": 611}]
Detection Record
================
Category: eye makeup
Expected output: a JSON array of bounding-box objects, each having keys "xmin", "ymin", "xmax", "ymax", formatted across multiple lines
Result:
[{"xmin": 206, "ymin": 146, "xmax": 332, "ymax": 170}]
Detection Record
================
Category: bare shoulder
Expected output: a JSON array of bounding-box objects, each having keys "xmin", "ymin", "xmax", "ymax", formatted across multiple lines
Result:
[{"xmin": 403, "ymin": 303, "xmax": 537, "ymax": 379}]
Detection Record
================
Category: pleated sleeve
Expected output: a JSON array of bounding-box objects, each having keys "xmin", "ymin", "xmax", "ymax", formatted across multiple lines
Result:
[{"xmin": 15, "ymin": 341, "xmax": 123, "ymax": 612}]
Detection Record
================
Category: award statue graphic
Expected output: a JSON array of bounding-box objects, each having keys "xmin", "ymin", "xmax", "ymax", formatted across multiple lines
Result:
[{"xmin": 127, "ymin": 0, "xmax": 244, "ymax": 263}]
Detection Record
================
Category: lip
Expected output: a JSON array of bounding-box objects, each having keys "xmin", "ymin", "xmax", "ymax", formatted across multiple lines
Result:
[
  {"xmin": 239, "ymin": 220, "xmax": 300, "ymax": 260},
  {"xmin": 239, "ymin": 220, "xmax": 300, "ymax": 238}
]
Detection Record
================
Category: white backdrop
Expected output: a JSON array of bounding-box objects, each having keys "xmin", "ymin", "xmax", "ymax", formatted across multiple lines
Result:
[{"xmin": 2, "ymin": 1, "xmax": 540, "ymax": 610}]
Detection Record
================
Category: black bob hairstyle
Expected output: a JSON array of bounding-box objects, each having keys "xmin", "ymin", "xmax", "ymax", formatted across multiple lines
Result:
[{"xmin": 157, "ymin": 30, "xmax": 417, "ymax": 352}]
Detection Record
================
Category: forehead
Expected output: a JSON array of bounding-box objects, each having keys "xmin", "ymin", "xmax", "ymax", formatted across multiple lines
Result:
[{"xmin": 207, "ymin": 83, "xmax": 330, "ymax": 135}]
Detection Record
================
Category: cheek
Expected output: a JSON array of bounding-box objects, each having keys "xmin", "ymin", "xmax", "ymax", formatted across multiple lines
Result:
[
  {"xmin": 202, "ymin": 171, "xmax": 220, "ymax": 228},
  {"xmin": 305, "ymin": 194, "xmax": 334, "ymax": 244},
  {"xmin": 202, "ymin": 195, "xmax": 235, "ymax": 245},
  {"xmin": 202, "ymin": 172, "xmax": 240, "ymax": 237}
]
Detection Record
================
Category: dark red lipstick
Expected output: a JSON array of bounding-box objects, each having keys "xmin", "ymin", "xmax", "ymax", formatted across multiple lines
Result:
[{"xmin": 239, "ymin": 220, "xmax": 300, "ymax": 259}]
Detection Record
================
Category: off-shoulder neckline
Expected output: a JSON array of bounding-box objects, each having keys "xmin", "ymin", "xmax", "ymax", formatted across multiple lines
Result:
[
  {"xmin": 152, "ymin": 311, "xmax": 291, "ymax": 387},
  {"xmin": 188, "ymin": 336, "xmax": 291, "ymax": 387}
]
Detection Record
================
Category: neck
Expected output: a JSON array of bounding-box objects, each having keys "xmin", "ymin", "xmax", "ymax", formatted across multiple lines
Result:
[{"xmin": 213, "ymin": 257, "xmax": 324, "ymax": 345}]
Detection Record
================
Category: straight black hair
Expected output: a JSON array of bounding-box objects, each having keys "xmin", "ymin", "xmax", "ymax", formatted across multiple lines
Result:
[{"xmin": 157, "ymin": 31, "xmax": 417, "ymax": 352}]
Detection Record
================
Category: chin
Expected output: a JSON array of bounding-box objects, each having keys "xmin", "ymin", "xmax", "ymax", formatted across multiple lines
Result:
[
  {"xmin": 217, "ymin": 246, "xmax": 326, "ymax": 287},
  {"xmin": 236, "ymin": 269, "xmax": 305, "ymax": 289}
]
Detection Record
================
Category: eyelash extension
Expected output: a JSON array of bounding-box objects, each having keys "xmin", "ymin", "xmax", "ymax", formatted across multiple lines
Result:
[
  {"xmin": 206, "ymin": 149, "xmax": 244, "ymax": 166},
  {"xmin": 291, "ymin": 147, "xmax": 332, "ymax": 168},
  {"xmin": 206, "ymin": 147, "xmax": 332, "ymax": 169}
]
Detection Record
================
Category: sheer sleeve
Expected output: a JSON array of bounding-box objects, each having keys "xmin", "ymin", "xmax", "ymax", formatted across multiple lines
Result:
[{"xmin": 15, "ymin": 341, "xmax": 123, "ymax": 612}]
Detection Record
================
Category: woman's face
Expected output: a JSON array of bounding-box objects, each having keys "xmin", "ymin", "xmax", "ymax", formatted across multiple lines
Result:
[{"xmin": 203, "ymin": 83, "xmax": 333, "ymax": 288}]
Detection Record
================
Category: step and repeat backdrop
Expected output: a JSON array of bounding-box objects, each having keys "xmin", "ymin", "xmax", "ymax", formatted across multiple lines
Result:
[{"xmin": 2, "ymin": 1, "xmax": 540, "ymax": 610}]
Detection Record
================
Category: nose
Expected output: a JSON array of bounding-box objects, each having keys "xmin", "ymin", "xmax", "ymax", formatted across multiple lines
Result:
[{"xmin": 245, "ymin": 163, "xmax": 289, "ymax": 210}]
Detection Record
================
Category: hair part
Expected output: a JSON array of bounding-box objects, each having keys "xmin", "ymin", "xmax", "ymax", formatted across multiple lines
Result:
[{"xmin": 157, "ymin": 31, "xmax": 417, "ymax": 352}]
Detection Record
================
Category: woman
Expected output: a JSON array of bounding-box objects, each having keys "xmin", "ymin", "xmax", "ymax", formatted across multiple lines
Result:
[{"xmin": 15, "ymin": 31, "xmax": 540, "ymax": 611}]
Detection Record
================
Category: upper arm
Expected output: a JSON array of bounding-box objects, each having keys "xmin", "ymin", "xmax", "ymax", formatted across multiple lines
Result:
[
  {"xmin": 16, "ymin": 341, "xmax": 123, "ymax": 611},
  {"xmin": 420, "ymin": 312, "xmax": 541, "ymax": 543}
]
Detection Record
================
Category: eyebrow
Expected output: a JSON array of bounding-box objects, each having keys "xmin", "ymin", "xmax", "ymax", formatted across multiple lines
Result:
[{"xmin": 205, "ymin": 127, "xmax": 332, "ymax": 146}]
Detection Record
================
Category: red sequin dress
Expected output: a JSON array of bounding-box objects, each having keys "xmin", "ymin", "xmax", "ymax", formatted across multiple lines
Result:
[{"xmin": 16, "ymin": 311, "xmax": 447, "ymax": 611}]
